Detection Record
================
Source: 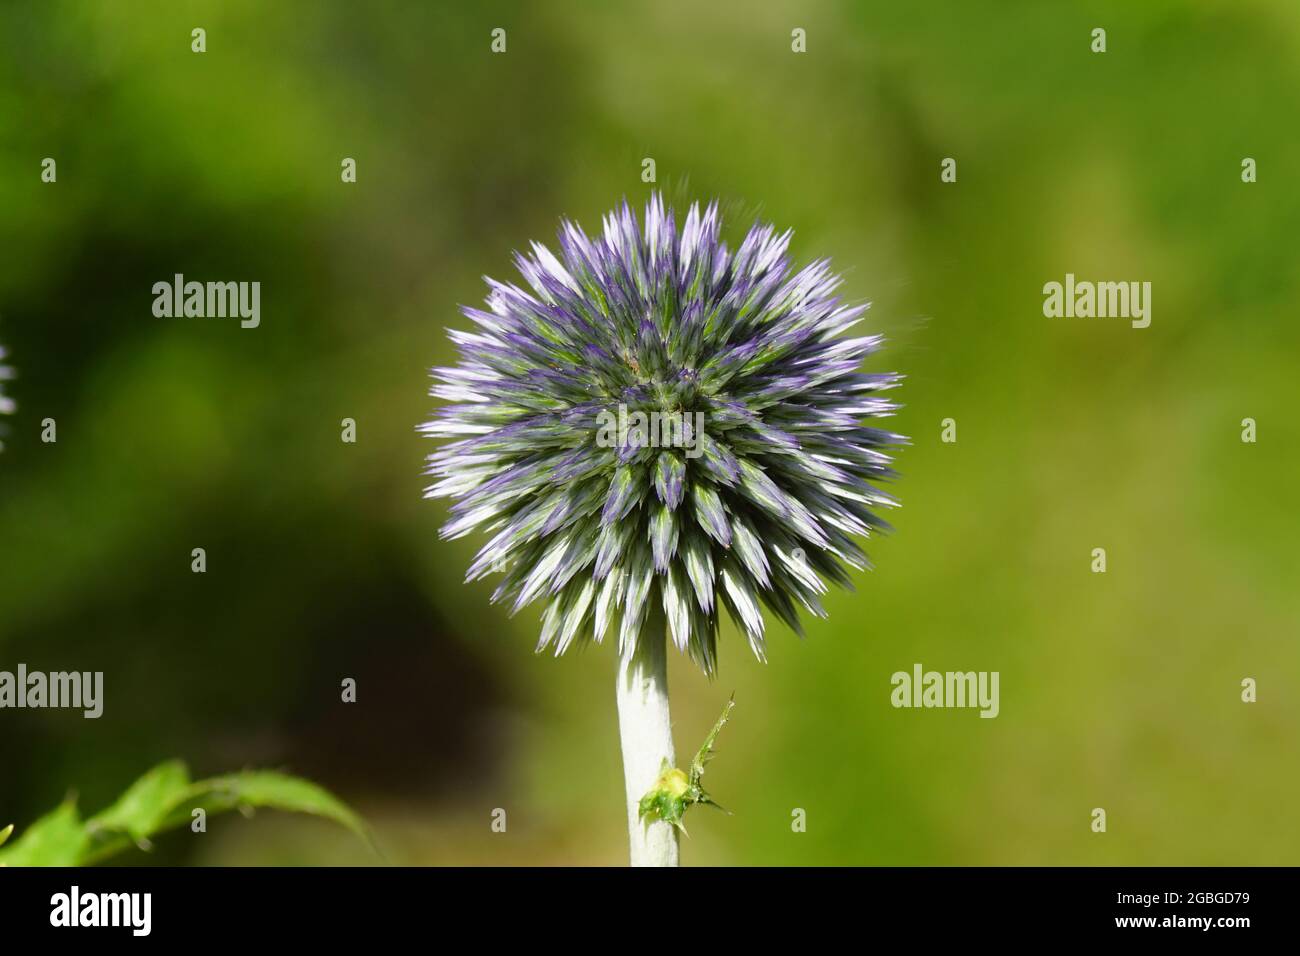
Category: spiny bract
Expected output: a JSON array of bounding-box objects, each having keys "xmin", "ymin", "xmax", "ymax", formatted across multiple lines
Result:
[{"xmin": 423, "ymin": 195, "xmax": 904, "ymax": 675}]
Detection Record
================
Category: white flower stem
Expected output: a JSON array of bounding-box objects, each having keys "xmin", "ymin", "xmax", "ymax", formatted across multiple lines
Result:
[{"xmin": 616, "ymin": 607, "xmax": 680, "ymax": 867}]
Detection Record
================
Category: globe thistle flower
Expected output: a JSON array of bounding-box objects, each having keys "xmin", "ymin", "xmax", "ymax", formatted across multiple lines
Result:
[
  {"xmin": 424, "ymin": 196, "xmax": 903, "ymax": 666},
  {"xmin": 423, "ymin": 195, "xmax": 904, "ymax": 864},
  {"xmin": 0, "ymin": 346, "xmax": 14, "ymax": 450}
]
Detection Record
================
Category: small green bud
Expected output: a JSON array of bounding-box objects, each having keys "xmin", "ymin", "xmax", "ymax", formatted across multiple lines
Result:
[
  {"xmin": 638, "ymin": 767, "xmax": 690, "ymax": 829},
  {"xmin": 637, "ymin": 696, "xmax": 735, "ymax": 833},
  {"xmin": 659, "ymin": 768, "xmax": 689, "ymax": 799}
]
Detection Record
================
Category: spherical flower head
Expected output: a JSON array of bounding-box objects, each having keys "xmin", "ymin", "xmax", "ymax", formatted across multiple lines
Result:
[
  {"xmin": 0, "ymin": 346, "xmax": 14, "ymax": 450},
  {"xmin": 424, "ymin": 195, "xmax": 904, "ymax": 675}
]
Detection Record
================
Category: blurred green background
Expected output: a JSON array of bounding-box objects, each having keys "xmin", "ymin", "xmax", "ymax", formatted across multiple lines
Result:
[{"xmin": 2, "ymin": 0, "xmax": 1297, "ymax": 866}]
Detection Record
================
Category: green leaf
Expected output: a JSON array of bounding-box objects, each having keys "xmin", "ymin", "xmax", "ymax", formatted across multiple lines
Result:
[
  {"xmin": 87, "ymin": 759, "xmax": 192, "ymax": 842},
  {"xmin": 689, "ymin": 694, "xmax": 735, "ymax": 787},
  {"xmin": 0, "ymin": 800, "xmax": 88, "ymax": 867},
  {"xmin": 0, "ymin": 824, "xmax": 13, "ymax": 848},
  {"xmin": 637, "ymin": 696, "xmax": 736, "ymax": 833},
  {"xmin": 177, "ymin": 770, "xmax": 370, "ymax": 843},
  {"xmin": 0, "ymin": 762, "xmax": 372, "ymax": 867}
]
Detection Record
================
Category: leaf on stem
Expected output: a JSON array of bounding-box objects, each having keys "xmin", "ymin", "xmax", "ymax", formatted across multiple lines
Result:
[{"xmin": 637, "ymin": 695, "xmax": 736, "ymax": 833}]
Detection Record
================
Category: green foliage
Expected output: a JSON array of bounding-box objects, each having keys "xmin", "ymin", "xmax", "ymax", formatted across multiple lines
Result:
[
  {"xmin": 0, "ymin": 0, "xmax": 1297, "ymax": 867},
  {"xmin": 639, "ymin": 696, "xmax": 735, "ymax": 833},
  {"xmin": 0, "ymin": 761, "xmax": 369, "ymax": 867}
]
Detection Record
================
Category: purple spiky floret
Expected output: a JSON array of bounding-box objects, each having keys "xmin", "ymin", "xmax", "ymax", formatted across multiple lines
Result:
[{"xmin": 423, "ymin": 195, "xmax": 905, "ymax": 675}]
